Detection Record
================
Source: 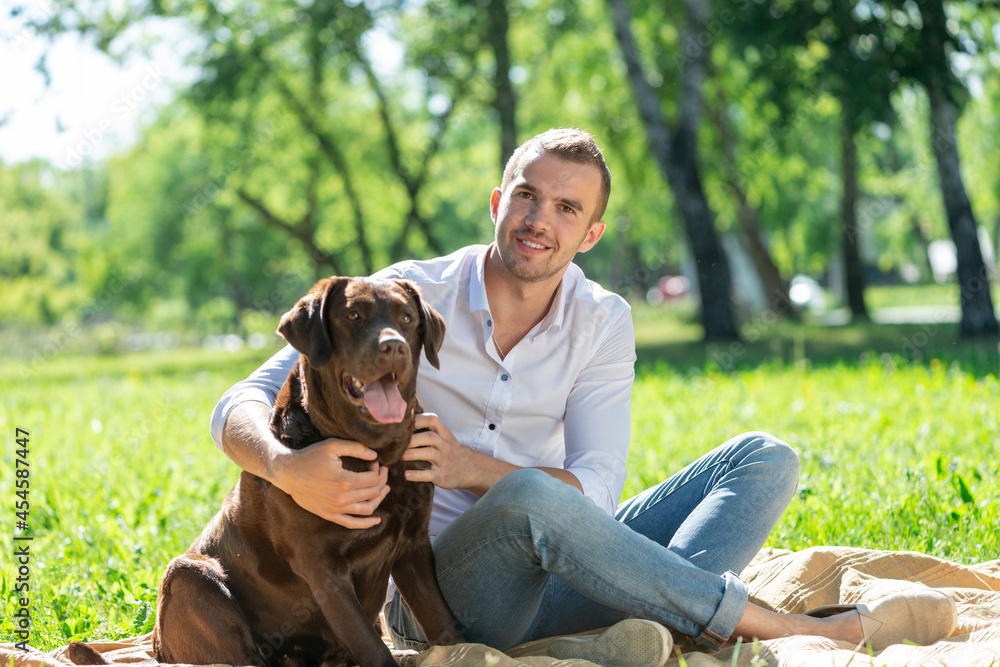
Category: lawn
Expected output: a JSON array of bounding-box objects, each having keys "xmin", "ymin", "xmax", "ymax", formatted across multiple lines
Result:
[
  {"xmin": 1, "ymin": 299, "xmax": 998, "ymax": 649},
  {"xmin": 863, "ymin": 282, "xmax": 1000, "ymax": 310}
]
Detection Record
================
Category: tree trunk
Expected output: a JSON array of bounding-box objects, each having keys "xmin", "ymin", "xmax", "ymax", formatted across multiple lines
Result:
[
  {"xmin": 737, "ymin": 230, "xmax": 794, "ymax": 314},
  {"xmin": 486, "ymin": 0, "xmax": 517, "ymax": 176},
  {"xmin": 606, "ymin": 0, "xmax": 738, "ymax": 340},
  {"xmin": 925, "ymin": 81, "xmax": 998, "ymax": 336},
  {"xmin": 840, "ymin": 100, "xmax": 869, "ymax": 320},
  {"xmin": 909, "ymin": 214, "xmax": 934, "ymax": 280},
  {"xmin": 993, "ymin": 215, "xmax": 1000, "ymax": 274},
  {"xmin": 666, "ymin": 129, "xmax": 739, "ymax": 340},
  {"xmin": 919, "ymin": 0, "xmax": 998, "ymax": 337},
  {"xmin": 707, "ymin": 100, "xmax": 794, "ymax": 315}
]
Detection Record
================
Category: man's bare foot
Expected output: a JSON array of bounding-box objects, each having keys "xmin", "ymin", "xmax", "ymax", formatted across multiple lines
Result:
[
  {"xmin": 735, "ymin": 591, "xmax": 956, "ymax": 651},
  {"xmin": 733, "ymin": 603, "xmax": 864, "ymax": 644},
  {"xmin": 809, "ymin": 609, "xmax": 864, "ymax": 644}
]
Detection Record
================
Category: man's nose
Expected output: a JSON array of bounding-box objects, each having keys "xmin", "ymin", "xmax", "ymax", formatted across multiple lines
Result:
[{"xmin": 524, "ymin": 201, "xmax": 552, "ymax": 230}]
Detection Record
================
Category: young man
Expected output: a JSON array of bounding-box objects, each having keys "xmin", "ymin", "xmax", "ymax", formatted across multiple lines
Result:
[{"xmin": 211, "ymin": 129, "xmax": 915, "ymax": 664}]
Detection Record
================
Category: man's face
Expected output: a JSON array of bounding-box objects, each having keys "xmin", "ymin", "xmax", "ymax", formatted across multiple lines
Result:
[{"xmin": 490, "ymin": 152, "xmax": 606, "ymax": 285}]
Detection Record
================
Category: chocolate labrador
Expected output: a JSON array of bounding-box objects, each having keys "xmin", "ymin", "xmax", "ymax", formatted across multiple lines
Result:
[{"xmin": 77, "ymin": 277, "xmax": 461, "ymax": 667}]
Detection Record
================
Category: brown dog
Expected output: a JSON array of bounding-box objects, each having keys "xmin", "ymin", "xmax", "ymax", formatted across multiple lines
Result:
[{"xmin": 148, "ymin": 277, "xmax": 462, "ymax": 667}]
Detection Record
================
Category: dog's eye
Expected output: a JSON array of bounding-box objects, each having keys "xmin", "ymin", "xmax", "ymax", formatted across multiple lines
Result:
[
  {"xmin": 346, "ymin": 311, "xmax": 360, "ymax": 321},
  {"xmin": 401, "ymin": 314, "xmax": 412, "ymax": 324}
]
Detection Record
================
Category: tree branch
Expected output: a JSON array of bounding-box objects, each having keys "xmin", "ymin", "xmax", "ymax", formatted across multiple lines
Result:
[
  {"xmin": 234, "ymin": 187, "xmax": 298, "ymax": 237},
  {"xmin": 235, "ymin": 186, "xmax": 344, "ymax": 276},
  {"xmin": 351, "ymin": 43, "xmax": 478, "ymax": 259},
  {"xmin": 271, "ymin": 70, "xmax": 374, "ymax": 273}
]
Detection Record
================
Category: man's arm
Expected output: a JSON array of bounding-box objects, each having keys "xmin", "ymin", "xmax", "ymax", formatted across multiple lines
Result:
[{"xmin": 559, "ymin": 305, "xmax": 635, "ymax": 515}]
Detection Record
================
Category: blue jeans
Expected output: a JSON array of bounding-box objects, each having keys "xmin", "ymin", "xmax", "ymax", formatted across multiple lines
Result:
[{"xmin": 386, "ymin": 432, "xmax": 799, "ymax": 650}]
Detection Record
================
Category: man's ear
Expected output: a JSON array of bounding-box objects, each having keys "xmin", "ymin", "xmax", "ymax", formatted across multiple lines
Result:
[
  {"xmin": 578, "ymin": 220, "xmax": 606, "ymax": 254},
  {"xmin": 397, "ymin": 279, "xmax": 446, "ymax": 370},
  {"xmin": 277, "ymin": 277, "xmax": 347, "ymax": 366},
  {"xmin": 489, "ymin": 187, "xmax": 502, "ymax": 224}
]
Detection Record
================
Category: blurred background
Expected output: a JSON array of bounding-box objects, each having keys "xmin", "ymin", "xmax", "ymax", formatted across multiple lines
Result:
[{"xmin": 2, "ymin": 0, "xmax": 999, "ymax": 362}]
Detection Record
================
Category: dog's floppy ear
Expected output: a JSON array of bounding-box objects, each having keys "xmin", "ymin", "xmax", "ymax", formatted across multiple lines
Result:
[
  {"xmin": 397, "ymin": 279, "xmax": 446, "ymax": 370},
  {"xmin": 277, "ymin": 277, "xmax": 346, "ymax": 366}
]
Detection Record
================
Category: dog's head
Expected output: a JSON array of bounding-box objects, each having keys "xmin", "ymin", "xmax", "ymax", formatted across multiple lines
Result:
[{"xmin": 277, "ymin": 277, "xmax": 445, "ymax": 427}]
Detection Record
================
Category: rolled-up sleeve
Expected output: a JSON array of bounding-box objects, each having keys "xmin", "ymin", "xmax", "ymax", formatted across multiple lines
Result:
[
  {"xmin": 209, "ymin": 345, "xmax": 300, "ymax": 449},
  {"xmin": 562, "ymin": 306, "xmax": 636, "ymax": 515}
]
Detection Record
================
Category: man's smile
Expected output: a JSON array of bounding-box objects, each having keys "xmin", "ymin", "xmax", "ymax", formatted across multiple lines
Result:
[{"xmin": 516, "ymin": 236, "xmax": 552, "ymax": 252}]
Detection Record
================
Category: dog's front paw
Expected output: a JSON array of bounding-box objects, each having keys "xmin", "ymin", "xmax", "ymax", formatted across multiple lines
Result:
[{"xmin": 66, "ymin": 642, "xmax": 109, "ymax": 665}]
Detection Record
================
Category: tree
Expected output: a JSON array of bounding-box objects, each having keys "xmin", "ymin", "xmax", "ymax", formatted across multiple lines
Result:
[
  {"xmin": 728, "ymin": 0, "xmax": 909, "ymax": 321},
  {"xmin": 906, "ymin": 0, "xmax": 998, "ymax": 336},
  {"xmin": 30, "ymin": 0, "xmax": 488, "ymax": 276},
  {"xmin": 484, "ymin": 0, "xmax": 518, "ymax": 172},
  {"xmin": 0, "ymin": 160, "xmax": 78, "ymax": 326},
  {"xmin": 704, "ymin": 68, "xmax": 794, "ymax": 315},
  {"xmin": 698, "ymin": 44, "xmax": 845, "ymax": 288},
  {"xmin": 606, "ymin": 0, "xmax": 739, "ymax": 341}
]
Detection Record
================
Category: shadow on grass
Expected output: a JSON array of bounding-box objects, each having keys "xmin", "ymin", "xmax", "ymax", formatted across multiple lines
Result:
[{"xmin": 635, "ymin": 310, "xmax": 1000, "ymax": 378}]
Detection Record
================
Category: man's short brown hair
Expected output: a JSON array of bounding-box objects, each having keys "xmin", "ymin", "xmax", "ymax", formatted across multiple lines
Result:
[{"xmin": 500, "ymin": 128, "xmax": 612, "ymax": 223}]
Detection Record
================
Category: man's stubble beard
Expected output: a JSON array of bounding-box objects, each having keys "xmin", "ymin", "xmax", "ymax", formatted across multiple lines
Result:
[{"xmin": 496, "ymin": 229, "xmax": 567, "ymax": 285}]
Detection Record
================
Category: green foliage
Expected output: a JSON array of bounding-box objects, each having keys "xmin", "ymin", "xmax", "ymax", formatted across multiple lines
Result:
[
  {"xmin": 702, "ymin": 56, "xmax": 843, "ymax": 275},
  {"xmin": 3, "ymin": 0, "xmax": 999, "ymax": 340},
  {"xmin": 0, "ymin": 161, "xmax": 86, "ymax": 327}
]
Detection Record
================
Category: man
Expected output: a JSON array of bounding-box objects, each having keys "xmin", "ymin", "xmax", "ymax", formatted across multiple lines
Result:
[{"xmin": 212, "ymin": 129, "xmax": 879, "ymax": 664}]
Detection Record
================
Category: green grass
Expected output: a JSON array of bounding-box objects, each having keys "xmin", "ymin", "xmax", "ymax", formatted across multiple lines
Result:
[
  {"xmin": 631, "ymin": 301, "xmax": 1000, "ymax": 376},
  {"xmin": 865, "ymin": 282, "xmax": 1000, "ymax": 309},
  {"xmin": 0, "ymin": 347, "xmax": 273, "ymax": 649},
  {"xmin": 626, "ymin": 360, "xmax": 999, "ymax": 562},
  {"xmin": 1, "ymin": 289, "xmax": 998, "ymax": 649}
]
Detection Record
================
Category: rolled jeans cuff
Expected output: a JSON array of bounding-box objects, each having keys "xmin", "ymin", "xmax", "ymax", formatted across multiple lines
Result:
[{"xmin": 697, "ymin": 571, "xmax": 748, "ymax": 648}]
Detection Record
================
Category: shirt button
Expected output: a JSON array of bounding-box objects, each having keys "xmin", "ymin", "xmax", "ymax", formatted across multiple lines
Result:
[
  {"xmin": 501, "ymin": 374, "xmax": 509, "ymax": 381},
  {"xmin": 488, "ymin": 424, "xmax": 496, "ymax": 430},
  {"xmin": 487, "ymin": 319, "xmax": 493, "ymax": 327}
]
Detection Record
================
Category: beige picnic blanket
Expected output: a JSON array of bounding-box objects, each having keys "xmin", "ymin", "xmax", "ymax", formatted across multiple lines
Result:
[{"xmin": 3, "ymin": 546, "xmax": 999, "ymax": 667}]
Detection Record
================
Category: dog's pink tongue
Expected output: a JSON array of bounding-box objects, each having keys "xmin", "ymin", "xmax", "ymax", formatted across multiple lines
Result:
[{"xmin": 363, "ymin": 376, "xmax": 407, "ymax": 423}]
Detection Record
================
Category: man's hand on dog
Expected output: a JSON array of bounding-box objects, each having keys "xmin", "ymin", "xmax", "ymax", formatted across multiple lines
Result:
[
  {"xmin": 273, "ymin": 439, "xmax": 390, "ymax": 529},
  {"xmin": 404, "ymin": 413, "xmax": 585, "ymax": 497},
  {"xmin": 404, "ymin": 413, "xmax": 516, "ymax": 496},
  {"xmin": 403, "ymin": 414, "xmax": 477, "ymax": 490}
]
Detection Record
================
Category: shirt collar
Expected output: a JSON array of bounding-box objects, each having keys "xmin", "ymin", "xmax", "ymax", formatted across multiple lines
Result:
[
  {"xmin": 537, "ymin": 275, "xmax": 567, "ymax": 334},
  {"xmin": 468, "ymin": 243, "xmax": 572, "ymax": 335}
]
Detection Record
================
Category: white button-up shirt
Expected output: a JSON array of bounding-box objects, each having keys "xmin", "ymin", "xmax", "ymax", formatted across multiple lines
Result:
[{"xmin": 210, "ymin": 244, "xmax": 636, "ymax": 539}]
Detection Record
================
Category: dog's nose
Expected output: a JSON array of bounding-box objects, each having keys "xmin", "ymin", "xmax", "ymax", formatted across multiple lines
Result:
[{"xmin": 378, "ymin": 331, "xmax": 407, "ymax": 360}]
